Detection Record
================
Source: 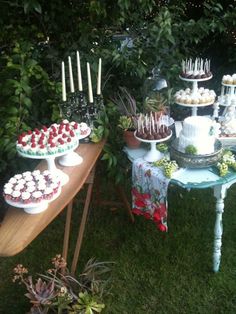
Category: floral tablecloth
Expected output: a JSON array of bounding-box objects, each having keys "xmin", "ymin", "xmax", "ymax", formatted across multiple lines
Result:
[{"xmin": 132, "ymin": 158, "xmax": 170, "ymax": 232}]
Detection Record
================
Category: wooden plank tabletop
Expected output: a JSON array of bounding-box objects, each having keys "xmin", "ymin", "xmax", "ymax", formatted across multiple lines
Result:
[{"xmin": 0, "ymin": 140, "xmax": 105, "ymax": 257}]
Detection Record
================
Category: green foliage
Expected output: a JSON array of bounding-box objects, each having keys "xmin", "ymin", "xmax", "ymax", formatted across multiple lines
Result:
[
  {"xmin": 12, "ymin": 256, "xmax": 112, "ymax": 313},
  {"xmin": 69, "ymin": 292, "xmax": 105, "ymax": 314},
  {"xmin": 0, "ymin": 0, "xmax": 235, "ymax": 182},
  {"xmin": 118, "ymin": 116, "xmax": 133, "ymax": 130},
  {"xmin": 185, "ymin": 145, "xmax": 198, "ymax": 155}
]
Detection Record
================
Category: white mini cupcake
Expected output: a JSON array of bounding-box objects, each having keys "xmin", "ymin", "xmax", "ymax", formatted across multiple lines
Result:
[
  {"xmin": 32, "ymin": 170, "xmax": 40, "ymax": 177},
  {"xmin": 14, "ymin": 184, "xmax": 24, "ymax": 191},
  {"xmin": 12, "ymin": 190, "xmax": 21, "ymax": 202},
  {"xmin": 26, "ymin": 185, "xmax": 36, "ymax": 193},
  {"xmin": 14, "ymin": 174, "xmax": 23, "ymax": 180},
  {"xmin": 32, "ymin": 191, "xmax": 43, "ymax": 203},
  {"xmin": 21, "ymin": 191, "xmax": 31, "ymax": 204},
  {"xmin": 44, "ymin": 187, "xmax": 54, "ymax": 200}
]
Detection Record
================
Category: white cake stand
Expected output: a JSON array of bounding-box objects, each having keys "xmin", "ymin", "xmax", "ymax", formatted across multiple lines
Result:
[
  {"xmin": 17, "ymin": 144, "xmax": 78, "ymax": 186},
  {"xmin": 5, "ymin": 187, "xmax": 61, "ymax": 214},
  {"xmin": 134, "ymin": 131, "xmax": 172, "ymax": 162},
  {"xmin": 58, "ymin": 128, "xmax": 91, "ymax": 167},
  {"xmin": 178, "ymin": 75, "xmax": 213, "ymax": 116}
]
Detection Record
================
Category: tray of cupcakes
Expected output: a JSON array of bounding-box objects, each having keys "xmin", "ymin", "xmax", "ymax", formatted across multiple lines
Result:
[
  {"xmin": 3, "ymin": 170, "xmax": 61, "ymax": 214},
  {"xmin": 16, "ymin": 120, "xmax": 91, "ymax": 158}
]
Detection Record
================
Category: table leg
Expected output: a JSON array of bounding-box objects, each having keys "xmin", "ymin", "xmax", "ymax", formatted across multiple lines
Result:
[
  {"xmin": 62, "ymin": 200, "xmax": 73, "ymax": 262},
  {"xmin": 71, "ymin": 169, "xmax": 95, "ymax": 275},
  {"xmin": 213, "ymin": 182, "xmax": 235, "ymax": 272}
]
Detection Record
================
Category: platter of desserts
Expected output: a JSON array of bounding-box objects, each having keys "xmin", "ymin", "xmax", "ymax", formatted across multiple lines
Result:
[
  {"xmin": 175, "ymin": 87, "xmax": 216, "ymax": 107},
  {"xmin": 180, "ymin": 58, "xmax": 212, "ymax": 81},
  {"xmin": 222, "ymin": 74, "xmax": 236, "ymax": 86},
  {"xmin": 134, "ymin": 130, "xmax": 172, "ymax": 143},
  {"xmin": 16, "ymin": 120, "xmax": 80, "ymax": 158},
  {"xmin": 134, "ymin": 112, "xmax": 173, "ymax": 162},
  {"xmin": 3, "ymin": 170, "xmax": 61, "ymax": 214}
]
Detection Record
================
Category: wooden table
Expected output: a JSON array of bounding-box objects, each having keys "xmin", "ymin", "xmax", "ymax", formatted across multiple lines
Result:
[{"xmin": 0, "ymin": 140, "xmax": 105, "ymax": 273}]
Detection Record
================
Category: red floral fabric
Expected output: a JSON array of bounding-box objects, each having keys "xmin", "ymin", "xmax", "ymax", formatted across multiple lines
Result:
[{"xmin": 132, "ymin": 159, "xmax": 169, "ymax": 232}]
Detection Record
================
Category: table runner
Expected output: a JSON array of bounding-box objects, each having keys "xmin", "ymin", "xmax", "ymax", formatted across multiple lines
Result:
[{"xmin": 132, "ymin": 158, "xmax": 170, "ymax": 232}]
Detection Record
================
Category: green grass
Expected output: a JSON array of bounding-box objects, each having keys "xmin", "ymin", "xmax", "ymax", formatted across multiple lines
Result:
[{"xmin": 1, "ymin": 181, "xmax": 236, "ymax": 314}]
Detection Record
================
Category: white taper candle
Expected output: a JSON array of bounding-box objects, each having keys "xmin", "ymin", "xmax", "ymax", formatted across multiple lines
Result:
[
  {"xmin": 68, "ymin": 56, "xmax": 75, "ymax": 93},
  {"xmin": 62, "ymin": 61, "xmax": 66, "ymax": 101},
  {"xmin": 97, "ymin": 58, "xmax": 102, "ymax": 95},
  {"xmin": 76, "ymin": 51, "xmax": 83, "ymax": 91},
  {"xmin": 87, "ymin": 62, "xmax": 94, "ymax": 103}
]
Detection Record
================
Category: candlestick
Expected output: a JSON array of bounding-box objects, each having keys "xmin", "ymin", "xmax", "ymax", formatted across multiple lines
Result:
[
  {"xmin": 62, "ymin": 61, "xmax": 66, "ymax": 101},
  {"xmin": 76, "ymin": 51, "xmax": 83, "ymax": 91},
  {"xmin": 68, "ymin": 56, "xmax": 75, "ymax": 93},
  {"xmin": 87, "ymin": 62, "xmax": 94, "ymax": 103},
  {"xmin": 97, "ymin": 58, "xmax": 102, "ymax": 95}
]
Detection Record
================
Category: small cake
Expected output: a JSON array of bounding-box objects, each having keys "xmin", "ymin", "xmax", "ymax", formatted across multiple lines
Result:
[{"xmin": 178, "ymin": 116, "xmax": 216, "ymax": 155}]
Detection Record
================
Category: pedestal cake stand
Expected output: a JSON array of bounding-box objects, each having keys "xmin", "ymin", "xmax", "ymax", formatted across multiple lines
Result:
[
  {"xmin": 134, "ymin": 131, "xmax": 172, "ymax": 162},
  {"xmin": 5, "ymin": 187, "xmax": 61, "ymax": 214},
  {"xmin": 58, "ymin": 127, "xmax": 91, "ymax": 167},
  {"xmin": 17, "ymin": 144, "xmax": 78, "ymax": 186},
  {"xmin": 177, "ymin": 75, "xmax": 214, "ymax": 116}
]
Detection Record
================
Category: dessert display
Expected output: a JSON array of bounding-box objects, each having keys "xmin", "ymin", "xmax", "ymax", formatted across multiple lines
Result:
[
  {"xmin": 16, "ymin": 120, "xmax": 80, "ymax": 156},
  {"xmin": 175, "ymin": 87, "xmax": 216, "ymax": 105},
  {"xmin": 134, "ymin": 112, "xmax": 172, "ymax": 162},
  {"xmin": 135, "ymin": 113, "xmax": 172, "ymax": 141},
  {"xmin": 180, "ymin": 58, "xmax": 212, "ymax": 80},
  {"xmin": 222, "ymin": 74, "xmax": 236, "ymax": 85},
  {"xmin": 178, "ymin": 116, "xmax": 218, "ymax": 155},
  {"xmin": 176, "ymin": 58, "xmax": 215, "ymax": 116},
  {"xmin": 3, "ymin": 170, "xmax": 61, "ymax": 214}
]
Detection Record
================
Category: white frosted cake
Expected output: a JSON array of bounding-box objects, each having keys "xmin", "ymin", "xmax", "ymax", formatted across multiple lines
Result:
[{"xmin": 178, "ymin": 116, "xmax": 216, "ymax": 155}]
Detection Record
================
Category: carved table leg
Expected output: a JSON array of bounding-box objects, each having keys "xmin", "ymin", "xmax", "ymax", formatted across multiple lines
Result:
[{"xmin": 213, "ymin": 184, "xmax": 227, "ymax": 272}]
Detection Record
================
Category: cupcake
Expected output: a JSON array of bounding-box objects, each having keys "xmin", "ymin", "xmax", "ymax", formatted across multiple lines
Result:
[
  {"xmin": 21, "ymin": 191, "xmax": 31, "ymax": 204},
  {"xmin": 12, "ymin": 190, "xmax": 21, "ymax": 202},
  {"xmin": 44, "ymin": 187, "xmax": 54, "ymax": 200},
  {"xmin": 32, "ymin": 191, "xmax": 43, "ymax": 203}
]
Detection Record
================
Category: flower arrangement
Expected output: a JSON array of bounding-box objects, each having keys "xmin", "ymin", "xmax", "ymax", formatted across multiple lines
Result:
[
  {"xmin": 217, "ymin": 150, "xmax": 236, "ymax": 176},
  {"xmin": 13, "ymin": 255, "xmax": 113, "ymax": 314}
]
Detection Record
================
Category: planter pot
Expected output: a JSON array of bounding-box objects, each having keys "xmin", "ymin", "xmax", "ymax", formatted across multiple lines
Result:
[{"xmin": 123, "ymin": 130, "xmax": 141, "ymax": 149}]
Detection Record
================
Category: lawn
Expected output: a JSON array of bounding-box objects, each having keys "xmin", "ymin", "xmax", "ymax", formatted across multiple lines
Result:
[{"xmin": 1, "ymin": 173, "xmax": 236, "ymax": 314}]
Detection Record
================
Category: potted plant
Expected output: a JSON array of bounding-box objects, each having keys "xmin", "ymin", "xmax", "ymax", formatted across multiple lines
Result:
[
  {"xmin": 118, "ymin": 115, "xmax": 140, "ymax": 149},
  {"xmin": 111, "ymin": 87, "xmax": 141, "ymax": 149}
]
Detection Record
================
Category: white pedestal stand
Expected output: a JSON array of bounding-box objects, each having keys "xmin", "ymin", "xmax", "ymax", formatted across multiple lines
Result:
[
  {"xmin": 134, "ymin": 131, "xmax": 172, "ymax": 162},
  {"xmin": 177, "ymin": 76, "xmax": 214, "ymax": 116},
  {"xmin": 58, "ymin": 128, "xmax": 91, "ymax": 167},
  {"xmin": 219, "ymin": 83, "xmax": 236, "ymax": 117}
]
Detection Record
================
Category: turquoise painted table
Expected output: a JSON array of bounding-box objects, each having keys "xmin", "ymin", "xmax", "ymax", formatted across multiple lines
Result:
[{"xmin": 125, "ymin": 146, "xmax": 236, "ymax": 272}]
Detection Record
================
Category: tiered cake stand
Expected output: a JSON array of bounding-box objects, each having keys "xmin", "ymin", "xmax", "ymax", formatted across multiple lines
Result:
[
  {"xmin": 17, "ymin": 143, "xmax": 78, "ymax": 186},
  {"xmin": 219, "ymin": 83, "xmax": 236, "ymax": 116},
  {"xmin": 134, "ymin": 131, "xmax": 172, "ymax": 162},
  {"xmin": 58, "ymin": 127, "xmax": 91, "ymax": 166},
  {"xmin": 5, "ymin": 187, "xmax": 62, "ymax": 214},
  {"xmin": 176, "ymin": 75, "xmax": 214, "ymax": 116}
]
